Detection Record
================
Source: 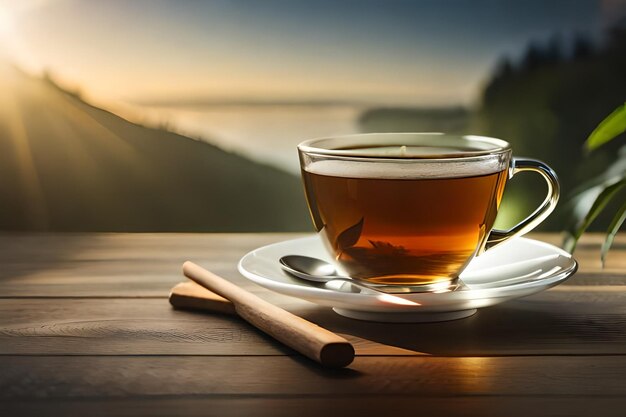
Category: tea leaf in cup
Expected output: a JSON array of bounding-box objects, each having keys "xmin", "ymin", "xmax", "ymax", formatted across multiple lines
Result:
[
  {"xmin": 335, "ymin": 217, "xmax": 364, "ymax": 252},
  {"xmin": 368, "ymin": 240, "xmax": 409, "ymax": 256}
]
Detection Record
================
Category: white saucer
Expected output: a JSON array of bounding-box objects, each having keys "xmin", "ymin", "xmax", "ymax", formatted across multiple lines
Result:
[{"xmin": 237, "ymin": 235, "xmax": 577, "ymax": 323}]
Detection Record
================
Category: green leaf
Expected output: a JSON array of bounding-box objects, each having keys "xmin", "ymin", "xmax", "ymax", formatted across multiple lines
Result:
[
  {"xmin": 585, "ymin": 102, "xmax": 626, "ymax": 152},
  {"xmin": 566, "ymin": 178, "xmax": 626, "ymax": 253},
  {"xmin": 566, "ymin": 145, "xmax": 626, "ymax": 200},
  {"xmin": 601, "ymin": 202, "xmax": 626, "ymax": 267}
]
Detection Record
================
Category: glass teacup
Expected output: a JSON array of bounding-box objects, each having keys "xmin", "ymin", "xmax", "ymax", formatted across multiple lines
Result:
[{"xmin": 298, "ymin": 133, "xmax": 559, "ymax": 292}]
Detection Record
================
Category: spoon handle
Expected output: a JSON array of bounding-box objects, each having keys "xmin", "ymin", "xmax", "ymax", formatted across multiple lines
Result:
[{"xmin": 182, "ymin": 261, "xmax": 355, "ymax": 368}]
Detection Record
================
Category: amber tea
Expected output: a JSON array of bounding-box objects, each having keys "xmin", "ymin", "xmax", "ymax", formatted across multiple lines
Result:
[
  {"xmin": 298, "ymin": 134, "xmax": 559, "ymax": 291},
  {"xmin": 302, "ymin": 147, "xmax": 508, "ymax": 286}
]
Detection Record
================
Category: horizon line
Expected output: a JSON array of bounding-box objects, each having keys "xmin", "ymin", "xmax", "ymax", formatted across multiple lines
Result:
[{"xmin": 127, "ymin": 96, "xmax": 471, "ymax": 109}]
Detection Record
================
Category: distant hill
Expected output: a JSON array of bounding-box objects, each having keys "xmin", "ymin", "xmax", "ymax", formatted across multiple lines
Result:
[
  {"xmin": 359, "ymin": 106, "xmax": 470, "ymax": 134},
  {"xmin": 0, "ymin": 65, "xmax": 310, "ymax": 231}
]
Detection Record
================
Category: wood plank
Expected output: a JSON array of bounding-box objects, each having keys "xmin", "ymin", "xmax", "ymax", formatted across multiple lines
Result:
[
  {"xmin": 3, "ymin": 397, "xmax": 626, "ymax": 417},
  {"xmin": 1, "ymin": 294, "xmax": 625, "ymax": 356},
  {"xmin": 0, "ymin": 233, "xmax": 298, "ymax": 297},
  {"xmin": 0, "ymin": 233, "xmax": 624, "ymax": 298},
  {"xmin": 1, "ymin": 356, "xmax": 625, "ymax": 399},
  {"xmin": 1, "ymin": 271, "xmax": 624, "ymax": 298},
  {"xmin": 0, "ymin": 232, "xmax": 624, "ymax": 416},
  {"xmin": 0, "ymin": 299, "xmax": 285, "ymax": 355}
]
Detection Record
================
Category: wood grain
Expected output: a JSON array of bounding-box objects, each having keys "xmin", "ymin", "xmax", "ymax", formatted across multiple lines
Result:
[
  {"xmin": 1, "ymin": 292, "xmax": 625, "ymax": 356},
  {"xmin": 0, "ymin": 232, "xmax": 624, "ymax": 416},
  {"xmin": 4, "ymin": 398, "xmax": 626, "ymax": 417},
  {"xmin": 0, "ymin": 233, "xmax": 300, "ymax": 297},
  {"xmin": 0, "ymin": 233, "xmax": 623, "ymax": 298},
  {"xmin": 1, "ymin": 356, "xmax": 625, "ymax": 398},
  {"xmin": 7, "ymin": 397, "xmax": 626, "ymax": 417}
]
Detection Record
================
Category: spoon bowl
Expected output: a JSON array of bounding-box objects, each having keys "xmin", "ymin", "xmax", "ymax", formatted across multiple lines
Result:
[
  {"xmin": 279, "ymin": 255, "xmax": 461, "ymax": 294},
  {"xmin": 279, "ymin": 255, "xmax": 344, "ymax": 282},
  {"xmin": 279, "ymin": 255, "xmax": 420, "ymax": 305}
]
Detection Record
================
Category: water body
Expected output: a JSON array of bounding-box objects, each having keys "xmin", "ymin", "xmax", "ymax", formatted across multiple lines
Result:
[{"xmin": 131, "ymin": 104, "xmax": 367, "ymax": 174}]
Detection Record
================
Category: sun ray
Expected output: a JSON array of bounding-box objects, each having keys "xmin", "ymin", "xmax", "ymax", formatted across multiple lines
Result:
[{"xmin": 2, "ymin": 72, "xmax": 49, "ymax": 228}]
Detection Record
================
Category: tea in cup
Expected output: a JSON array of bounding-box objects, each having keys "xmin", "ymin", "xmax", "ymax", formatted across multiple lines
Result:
[{"xmin": 298, "ymin": 133, "xmax": 559, "ymax": 291}]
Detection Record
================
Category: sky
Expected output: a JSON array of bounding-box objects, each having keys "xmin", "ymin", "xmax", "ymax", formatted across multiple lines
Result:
[{"xmin": 0, "ymin": 0, "xmax": 622, "ymax": 106}]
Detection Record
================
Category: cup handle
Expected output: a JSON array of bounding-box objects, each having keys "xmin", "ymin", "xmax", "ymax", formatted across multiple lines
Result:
[{"xmin": 484, "ymin": 158, "xmax": 560, "ymax": 251}]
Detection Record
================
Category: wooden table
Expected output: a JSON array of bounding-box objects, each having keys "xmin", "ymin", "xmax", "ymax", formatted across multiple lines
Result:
[{"xmin": 1, "ymin": 233, "xmax": 625, "ymax": 416}]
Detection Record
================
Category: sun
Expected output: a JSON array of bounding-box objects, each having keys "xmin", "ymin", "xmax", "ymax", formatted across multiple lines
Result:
[{"xmin": 0, "ymin": 4, "xmax": 15, "ymax": 43}]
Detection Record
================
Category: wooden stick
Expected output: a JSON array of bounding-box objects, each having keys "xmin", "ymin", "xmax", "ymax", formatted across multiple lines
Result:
[
  {"xmin": 169, "ymin": 282, "xmax": 236, "ymax": 315},
  {"xmin": 182, "ymin": 261, "xmax": 355, "ymax": 368}
]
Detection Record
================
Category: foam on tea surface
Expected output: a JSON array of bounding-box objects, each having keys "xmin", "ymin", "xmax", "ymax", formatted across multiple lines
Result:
[{"xmin": 305, "ymin": 146, "xmax": 508, "ymax": 179}]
